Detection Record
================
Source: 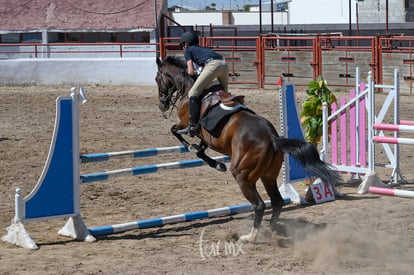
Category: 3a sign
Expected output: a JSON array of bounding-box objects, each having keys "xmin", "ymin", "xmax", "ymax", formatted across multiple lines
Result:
[{"xmin": 309, "ymin": 178, "xmax": 336, "ymax": 203}]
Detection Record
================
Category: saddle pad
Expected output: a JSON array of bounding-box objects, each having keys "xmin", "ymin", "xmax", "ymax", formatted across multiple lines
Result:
[{"xmin": 200, "ymin": 103, "xmax": 253, "ymax": 132}]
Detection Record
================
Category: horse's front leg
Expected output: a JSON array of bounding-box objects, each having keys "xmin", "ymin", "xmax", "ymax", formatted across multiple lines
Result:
[
  {"xmin": 195, "ymin": 142, "xmax": 227, "ymax": 172},
  {"xmin": 171, "ymin": 125, "xmax": 226, "ymax": 172},
  {"xmin": 171, "ymin": 124, "xmax": 202, "ymax": 153},
  {"xmin": 171, "ymin": 124, "xmax": 191, "ymax": 148}
]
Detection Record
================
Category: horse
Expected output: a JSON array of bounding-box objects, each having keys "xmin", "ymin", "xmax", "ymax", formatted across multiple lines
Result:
[{"xmin": 155, "ymin": 56, "xmax": 342, "ymax": 242}]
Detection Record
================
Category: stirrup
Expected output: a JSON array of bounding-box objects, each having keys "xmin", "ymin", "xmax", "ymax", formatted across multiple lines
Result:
[
  {"xmin": 188, "ymin": 125, "xmax": 200, "ymax": 137},
  {"xmin": 177, "ymin": 125, "xmax": 199, "ymax": 137},
  {"xmin": 176, "ymin": 126, "xmax": 190, "ymax": 135}
]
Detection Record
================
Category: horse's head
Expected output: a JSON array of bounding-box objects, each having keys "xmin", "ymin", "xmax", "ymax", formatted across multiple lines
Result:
[{"xmin": 155, "ymin": 57, "xmax": 189, "ymax": 114}]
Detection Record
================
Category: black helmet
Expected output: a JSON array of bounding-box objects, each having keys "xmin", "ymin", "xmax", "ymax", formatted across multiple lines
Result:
[{"xmin": 180, "ymin": 32, "xmax": 199, "ymax": 47}]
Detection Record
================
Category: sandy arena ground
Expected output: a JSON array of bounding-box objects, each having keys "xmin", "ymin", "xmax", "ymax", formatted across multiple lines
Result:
[{"xmin": 1, "ymin": 85, "xmax": 414, "ymax": 274}]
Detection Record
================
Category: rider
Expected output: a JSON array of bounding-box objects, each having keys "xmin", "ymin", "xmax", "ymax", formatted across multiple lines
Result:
[{"xmin": 180, "ymin": 31, "xmax": 229, "ymax": 137}]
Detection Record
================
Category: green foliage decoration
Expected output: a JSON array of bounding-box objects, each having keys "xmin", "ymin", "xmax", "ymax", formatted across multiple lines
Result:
[{"xmin": 300, "ymin": 77, "xmax": 337, "ymax": 145}]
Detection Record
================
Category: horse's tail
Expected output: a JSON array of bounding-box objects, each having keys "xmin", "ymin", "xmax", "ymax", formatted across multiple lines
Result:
[{"xmin": 275, "ymin": 137, "xmax": 342, "ymax": 186}]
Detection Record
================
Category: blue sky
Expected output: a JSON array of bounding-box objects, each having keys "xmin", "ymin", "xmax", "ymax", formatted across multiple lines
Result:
[{"xmin": 168, "ymin": 0, "xmax": 261, "ymax": 10}]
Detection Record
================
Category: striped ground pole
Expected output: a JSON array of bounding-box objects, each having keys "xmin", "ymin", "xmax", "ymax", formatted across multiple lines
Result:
[
  {"xmin": 369, "ymin": 187, "xmax": 414, "ymax": 198},
  {"xmin": 373, "ymin": 136, "xmax": 414, "ymax": 145},
  {"xmin": 80, "ymin": 145, "xmax": 189, "ymax": 163},
  {"xmin": 81, "ymin": 155, "xmax": 231, "ymax": 184},
  {"xmin": 88, "ymin": 198, "xmax": 291, "ymax": 237}
]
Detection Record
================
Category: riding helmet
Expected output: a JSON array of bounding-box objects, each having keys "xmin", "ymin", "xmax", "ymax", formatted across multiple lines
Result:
[{"xmin": 180, "ymin": 32, "xmax": 199, "ymax": 47}]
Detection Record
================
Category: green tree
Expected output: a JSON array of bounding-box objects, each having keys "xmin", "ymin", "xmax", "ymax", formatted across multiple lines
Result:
[{"xmin": 205, "ymin": 2, "xmax": 217, "ymax": 10}]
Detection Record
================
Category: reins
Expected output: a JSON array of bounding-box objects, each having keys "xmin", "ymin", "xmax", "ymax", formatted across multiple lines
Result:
[
  {"xmin": 161, "ymin": 87, "xmax": 181, "ymax": 119},
  {"xmin": 159, "ymin": 68, "xmax": 190, "ymax": 119}
]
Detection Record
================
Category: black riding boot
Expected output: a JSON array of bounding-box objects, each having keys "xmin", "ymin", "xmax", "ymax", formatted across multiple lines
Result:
[{"xmin": 187, "ymin": 96, "xmax": 201, "ymax": 137}]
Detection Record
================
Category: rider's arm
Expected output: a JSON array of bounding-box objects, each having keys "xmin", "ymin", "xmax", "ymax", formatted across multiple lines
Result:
[{"xmin": 186, "ymin": 60, "xmax": 195, "ymax": 76}]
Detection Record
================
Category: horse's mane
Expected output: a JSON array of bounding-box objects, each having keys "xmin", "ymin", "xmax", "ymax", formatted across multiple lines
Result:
[
  {"xmin": 164, "ymin": 56, "xmax": 187, "ymax": 71},
  {"xmin": 162, "ymin": 56, "xmax": 193, "ymax": 96}
]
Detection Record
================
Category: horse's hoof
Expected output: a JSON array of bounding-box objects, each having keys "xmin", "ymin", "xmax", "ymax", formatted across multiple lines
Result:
[
  {"xmin": 333, "ymin": 186, "xmax": 345, "ymax": 197},
  {"xmin": 215, "ymin": 162, "xmax": 227, "ymax": 172},
  {"xmin": 239, "ymin": 234, "xmax": 256, "ymax": 243},
  {"xmin": 188, "ymin": 144, "xmax": 200, "ymax": 153},
  {"xmin": 270, "ymin": 221, "xmax": 286, "ymax": 235},
  {"xmin": 239, "ymin": 228, "xmax": 258, "ymax": 243},
  {"xmin": 335, "ymin": 191, "xmax": 345, "ymax": 197}
]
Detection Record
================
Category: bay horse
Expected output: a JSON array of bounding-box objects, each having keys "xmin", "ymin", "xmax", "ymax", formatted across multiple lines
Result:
[{"xmin": 155, "ymin": 56, "xmax": 341, "ymax": 242}]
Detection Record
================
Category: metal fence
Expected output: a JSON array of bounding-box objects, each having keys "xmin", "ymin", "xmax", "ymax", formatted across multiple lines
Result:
[
  {"xmin": 3, "ymin": 36, "xmax": 414, "ymax": 93},
  {"xmin": 160, "ymin": 35, "xmax": 414, "ymax": 93},
  {"xmin": 0, "ymin": 43, "xmax": 157, "ymax": 59}
]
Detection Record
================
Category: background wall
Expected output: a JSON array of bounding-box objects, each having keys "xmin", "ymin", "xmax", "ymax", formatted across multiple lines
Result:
[{"xmin": 0, "ymin": 58, "xmax": 157, "ymax": 86}]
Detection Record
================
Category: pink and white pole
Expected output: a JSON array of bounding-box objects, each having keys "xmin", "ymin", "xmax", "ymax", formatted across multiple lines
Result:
[
  {"xmin": 373, "ymin": 123, "xmax": 414, "ymax": 132},
  {"xmin": 373, "ymin": 123, "xmax": 414, "ymax": 145},
  {"xmin": 369, "ymin": 186, "xmax": 414, "ymax": 198},
  {"xmin": 373, "ymin": 136, "xmax": 414, "ymax": 145},
  {"xmin": 400, "ymin": 120, "xmax": 414, "ymax": 126}
]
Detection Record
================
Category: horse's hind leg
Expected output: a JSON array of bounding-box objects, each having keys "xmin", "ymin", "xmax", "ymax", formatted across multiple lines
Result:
[
  {"xmin": 236, "ymin": 178, "xmax": 265, "ymax": 243},
  {"xmin": 261, "ymin": 176, "xmax": 285, "ymax": 232}
]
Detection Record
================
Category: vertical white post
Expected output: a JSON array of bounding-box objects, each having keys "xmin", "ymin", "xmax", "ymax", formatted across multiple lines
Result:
[
  {"xmin": 14, "ymin": 188, "xmax": 23, "ymax": 222},
  {"xmin": 355, "ymin": 67, "xmax": 361, "ymax": 171},
  {"xmin": 367, "ymin": 71, "xmax": 375, "ymax": 174},
  {"xmin": 70, "ymin": 88, "xmax": 81, "ymax": 216},
  {"xmin": 392, "ymin": 68, "xmax": 402, "ymax": 184},
  {"xmin": 321, "ymin": 103, "xmax": 328, "ymax": 162},
  {"xmin": 279, "ymin": 78, "xmax": 289, "ymax": 185},
  {"xmin": 58, "ymin": 87, "xmax": 95, "ymax": 242},
  {"xmin": 41, "ymin": 29, "xmax": 48, "ymax": 59}
]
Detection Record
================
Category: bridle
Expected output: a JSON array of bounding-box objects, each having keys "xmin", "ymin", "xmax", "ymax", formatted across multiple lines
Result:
[{"xmin": 157, "ymin": 67, "xmax": 187, "ymax": 119}]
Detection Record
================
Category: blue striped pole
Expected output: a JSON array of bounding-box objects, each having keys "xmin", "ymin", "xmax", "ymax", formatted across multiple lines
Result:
[
  {"xmin": 80, "ymin": 155, "xmax": 231, "ymax": 184},
  {"xmin": 80, "ymin": 145, "xmax": 189, "ymax": 163},
  {"xmin": 88, "ymin": 198, "xmax": 291, "ymax": 236}
]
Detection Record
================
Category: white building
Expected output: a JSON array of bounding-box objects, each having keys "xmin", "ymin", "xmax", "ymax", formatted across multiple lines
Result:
[
  {"xmin": 357, "ymin": 0, "xmax": 408, "ymax": 23},
  {"xmin": 289, "ymin": 0, "xmax": 353, "ymax": 24},
  {"xmin": 0, "ymin": 0, "xmax": 167, "ymax": 85},
  {"xmin": 170, "ymin": 10, "xmax": 289, "ymax": 25},
  {"xmin": 169, "ymin": 0, "xmax": 414, "ymax": 26}
]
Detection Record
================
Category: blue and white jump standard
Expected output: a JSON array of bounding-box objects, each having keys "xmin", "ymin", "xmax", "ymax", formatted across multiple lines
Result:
[{"xmin": 2, "ymin": 88, "xmax": 87, "ymax": 250}]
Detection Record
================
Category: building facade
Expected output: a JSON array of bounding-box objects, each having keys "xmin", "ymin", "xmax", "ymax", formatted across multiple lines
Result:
[{"xmin": 0, "ymin": 0, "xmax": 166, "ymax": 85}]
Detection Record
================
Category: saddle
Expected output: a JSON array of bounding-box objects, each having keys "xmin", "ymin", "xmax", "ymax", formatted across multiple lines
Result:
[
  {"xmin": 200, "ymin": 84, "xmax": 245, "ymax": 117},
  {"xmin": 198, "ymin": 84, "xmax": 252, "ymax": 134}
]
